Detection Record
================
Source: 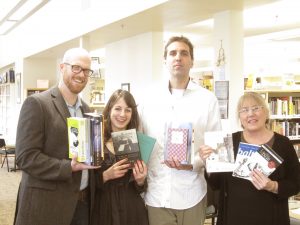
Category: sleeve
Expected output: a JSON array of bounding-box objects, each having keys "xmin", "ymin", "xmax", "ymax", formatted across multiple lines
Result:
[
  {"xmin": 275, "ymin": 137, "xmax": 300, "ymax": 199},
  {"xmin": 192, "ymin": 94, "xmax": 222, "ymax": 173},
  {"xmin": 133, "ymin": 179, "xmax": 148, "ymax": 194},
  {"xmin": 15, "ymin": 96, "xmax": 72, "ymax": 181}
]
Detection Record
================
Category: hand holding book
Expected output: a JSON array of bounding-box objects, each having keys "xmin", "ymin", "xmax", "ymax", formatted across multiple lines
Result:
[
  {"xmin": 70, "ymin": 153, "xmax": 101, "ymax": 172},
  {"xmin": 250, "ymin": 169, "xmax": 278, "ymax": 194},
  {"xmin": 103, "ymin": 158, "xmax": 131, "ymax": 182},
  {"xmin": 132, "ymin": 160, "xmax": 148, "ymax": 186}
]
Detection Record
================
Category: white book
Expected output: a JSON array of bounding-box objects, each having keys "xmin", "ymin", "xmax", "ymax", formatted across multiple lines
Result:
[{"xmin": 204, "ymin": 131, "xmax": 235, "ymax": 172}]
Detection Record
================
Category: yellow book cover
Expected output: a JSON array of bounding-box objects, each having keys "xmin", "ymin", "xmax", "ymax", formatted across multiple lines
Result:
[{"xmin": 67, "ymin": 117, "xmax": 91, "ymax": 164}]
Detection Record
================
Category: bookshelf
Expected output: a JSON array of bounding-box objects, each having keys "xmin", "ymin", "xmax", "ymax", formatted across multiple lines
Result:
[
  {"xmin": 89, "ymin": 77, "xmax": 105, "ymax": 113},
  {"xmin": 26, "ymin": 88, "xmax": 47, "ymax": 97},
  {"xmin": 248, "ymin": 89, "xmax": 300, "ymax": 159}
]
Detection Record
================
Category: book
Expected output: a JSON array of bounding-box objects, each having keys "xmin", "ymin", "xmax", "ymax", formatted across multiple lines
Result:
[
  {"xmin": 204, "ymin": 131, "xmax": 235, "ymax": 172},
  {"xmin": 232, "ymin": 142, "xmax": 260, "ymax": 180},
  {"xmin": 137, "ymin": 131, "xmax": 156, "ymax": 164},
  {"xmin": 164, "ymin": 122, "xmax": 194, "ymax": 165},
  {"xmin": 248, "ymin": 144, "xmax": 283, "ymax": 177},
  {"xmin": 67, "ymin": 117, "xmax": 92, "ymax": 164},
  {"xmin": 111, "ymin": 129, "xmax": 141, "ymax": 166},
  {"xmin": 67, "ymin": 114, "xmax": 104, "ymax": 166},
  {"xmin": 85, "ymin": 113, "xmax": 104, "ymax": 166}
]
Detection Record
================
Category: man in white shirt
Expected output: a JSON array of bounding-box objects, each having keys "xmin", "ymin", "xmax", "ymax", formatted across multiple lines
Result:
[{"xmin": 139, "ymin": 36, "xmax": 221, "ymax": 225}]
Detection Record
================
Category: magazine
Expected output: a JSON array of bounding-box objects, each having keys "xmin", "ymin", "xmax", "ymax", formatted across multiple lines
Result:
[
  {"xmin": 232, "ymin": 142, "xmax": 260, "ymax": 180},
  {"xmin": 248, "ymin": 144, "xmax": 283, "ymax": 177},
  {"xmin": 164, "ymin": 122, "xmax": 194, "ymax": 165},
  {"xmin": 204, "ymin": 131, "xmax": 235, "ymax": 172}
]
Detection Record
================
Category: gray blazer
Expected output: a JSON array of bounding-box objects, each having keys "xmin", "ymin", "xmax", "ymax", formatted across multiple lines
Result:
[{"xmin": 14, "ymin": 86, "xmax": 95, "ymax": 225}]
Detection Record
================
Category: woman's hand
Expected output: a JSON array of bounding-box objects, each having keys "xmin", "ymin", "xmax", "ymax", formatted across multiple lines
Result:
[
  {"xmin": 250, "ymin": 169, "xmax": 278, "ymax": 194},
  {"xmin": 133, "ymin": 160, "xmax": 148, "ymax": 186},
  {"xmin": 199, "ymin": 145, "xmax": 214, "ymax": 161},
  {"xmin": 103, "ymin": 158, "xmax": 130, "ymax": 183}
]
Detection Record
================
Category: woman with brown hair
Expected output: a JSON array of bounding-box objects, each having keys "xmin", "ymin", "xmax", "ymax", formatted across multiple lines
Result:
[{"xmin": 92, "ymin": 89, "xmax": 148, "ymax": 225}]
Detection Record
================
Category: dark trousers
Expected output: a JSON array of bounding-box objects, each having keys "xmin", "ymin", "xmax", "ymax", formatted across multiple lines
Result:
[{"xmin": 70, "ymin": 200, "xmax": 89, "ymax": 225}]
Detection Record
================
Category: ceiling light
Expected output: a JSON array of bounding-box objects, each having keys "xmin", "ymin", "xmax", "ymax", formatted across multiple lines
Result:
[
  {"xmin": 9, "ymin": 0, "xmax": 43, "ymax": 21},
  {"xmin": 0, "ymin": 20, "xmax": 17, "ymax": 34},
  {"xmin": 0, "ymin": 0, "xmax": 21, "ymax": 22}
]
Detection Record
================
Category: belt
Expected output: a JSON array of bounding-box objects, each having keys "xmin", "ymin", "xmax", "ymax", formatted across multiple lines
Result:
[{"xmin": 78, "ymin": 187, "xmax": 89, "ymax": 202}]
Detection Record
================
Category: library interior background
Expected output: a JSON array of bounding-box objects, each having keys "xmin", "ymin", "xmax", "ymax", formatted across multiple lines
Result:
[{"xmin": 0, "ymin": 0, "xmax": 300, "ymax": 224}]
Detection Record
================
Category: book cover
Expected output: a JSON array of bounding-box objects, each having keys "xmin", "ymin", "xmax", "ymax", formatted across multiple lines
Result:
[
  {"xmin": 67, "ymin": 117, "xmax": 91, "ymax": 164},
  {"xmin": 232, "ymin": 142, "xmax": 260, "ymax": 180},
  {"xmin": 204, "ymin": 131, "xmax": 235, "ymax": 172},
  {"xmin": 164, "ymin": 123, "xmax": 194, "ymax": 164},
  {"xmin": 111, "ymin": 129, "xmax": 141, "ymax": 166},
  {"xmin": 248, "ymin": 144, "xmax": 283, "ymax": 177},
  {"xmin": 137, "ymin": 131, "xmax": 156, "ymax": 164},
  {"xmin": 85, "ymin": 113, "xmax": 104, "ymax": 166}
]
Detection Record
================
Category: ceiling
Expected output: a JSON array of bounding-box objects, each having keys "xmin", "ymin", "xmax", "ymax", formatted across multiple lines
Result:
[{"xmin": 1, "ymin": 0, "xmax": 300, "ymax": 59}]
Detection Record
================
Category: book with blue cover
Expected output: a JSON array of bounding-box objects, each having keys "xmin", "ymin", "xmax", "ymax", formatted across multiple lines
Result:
[{"xmin": 232, "ymin": 142, "xmax": 260, "ymax": 180}]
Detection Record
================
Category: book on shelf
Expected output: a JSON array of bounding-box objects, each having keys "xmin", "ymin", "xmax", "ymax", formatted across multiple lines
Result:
[
  {"xmin": 111, "ymin": 128, "xmax": 141, "ymax": 166},
  {"xmin": 164, "ymin": 122, "xmax": 194, "ymax": 165},
  {"xmin": 232, "ymin": 142, "xmax": 260, "ymax": 180},
  {"xmin": 204, "ymin": 131, "xmax": 235, "ymax": 172},
  {"xmin": 67, "ymin": 114, "xmax": 104, "ymax": 166},
  {"xmin": 248, "ymin": 144, "xmax": 283, "ymax": 177}
]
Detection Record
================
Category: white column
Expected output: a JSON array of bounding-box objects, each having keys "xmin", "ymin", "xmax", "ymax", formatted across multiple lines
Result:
[{"xmin": 213, "ymin": 10, "xmax": 244, "ymax": 132}]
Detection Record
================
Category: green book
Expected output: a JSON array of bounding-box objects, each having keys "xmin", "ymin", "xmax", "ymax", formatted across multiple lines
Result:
[{"xmin": 137, "ymin": 132, "xmax": 156, "ymax": 164}]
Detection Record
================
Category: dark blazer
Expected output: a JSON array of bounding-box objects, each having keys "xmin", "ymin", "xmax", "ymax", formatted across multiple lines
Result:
[{"xmin": 14, "ymin": 86, "xmax": 95, "ymax": 225}]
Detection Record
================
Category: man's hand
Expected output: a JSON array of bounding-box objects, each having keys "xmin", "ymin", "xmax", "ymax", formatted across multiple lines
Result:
[
  {"xmin": 163, "ymin": 156, "xmax": 193, "ymax": 170},
  {"xmin": 71, "ymin": 154, "xmax": 101, "ymax": 172}
]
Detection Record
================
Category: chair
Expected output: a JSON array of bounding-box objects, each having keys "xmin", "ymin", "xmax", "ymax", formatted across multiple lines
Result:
[
  {"xmin": 206, "ymin": 183, "xmax": 219, "ymax": 225},
  {"xmin": 0, "ymin": 139, "xmax": 16, "ymax": 172}
]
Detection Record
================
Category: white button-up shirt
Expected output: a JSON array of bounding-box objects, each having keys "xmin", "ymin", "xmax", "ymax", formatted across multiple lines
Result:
[{"xmin": 139, "ymin": 79, "xmax": 221, "ymax": 209}]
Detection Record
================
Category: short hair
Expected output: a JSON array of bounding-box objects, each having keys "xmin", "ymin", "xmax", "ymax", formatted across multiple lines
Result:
[
  {"xmin": 164, "ymin": 36, "xmax": 194, "ymax": 60},
  {"xmin": 102, "ymin": 89, "xmax": 139, "ymax": 142},
  {"xmin": 62, "ymin": 47, "xmax": 90, "ymax": 63},
  {"xmin": 237, "ymin": 92, "xmax": 270, "ymax": 127}
]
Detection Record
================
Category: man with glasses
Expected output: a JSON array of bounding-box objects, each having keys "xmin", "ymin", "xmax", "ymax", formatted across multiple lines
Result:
[{"xmin": 14, "ymin": 48, "xmax": 99, "ymax": 225}]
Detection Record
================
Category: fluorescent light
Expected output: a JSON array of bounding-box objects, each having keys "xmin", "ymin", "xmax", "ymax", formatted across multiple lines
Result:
[
  {"xmin": 0, "ymin": 20, "xmax": 17, "ymax": 34},
  {"xmin": 0, "ymin": 0, "xmax": 21, "ymax": 22},
  {"xmin": 9, "ymin": 0, "xmax": 43, "ymax": 21}
]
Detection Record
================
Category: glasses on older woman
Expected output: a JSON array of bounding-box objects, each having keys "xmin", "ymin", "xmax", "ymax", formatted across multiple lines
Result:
[{"xmin": 239, "ymin": 105, "xmax": 264, "ymax": 115}]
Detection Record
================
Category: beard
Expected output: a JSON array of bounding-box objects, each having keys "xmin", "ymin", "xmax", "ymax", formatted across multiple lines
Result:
[{"xmin": 63, "ymin": 76, "xmax": 87, "ymax": 94}]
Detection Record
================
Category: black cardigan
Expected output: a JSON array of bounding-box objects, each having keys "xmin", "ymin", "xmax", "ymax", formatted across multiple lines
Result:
[{"xmin": 207, "ymin": 131, "xmax": 300, "ymax": 225}]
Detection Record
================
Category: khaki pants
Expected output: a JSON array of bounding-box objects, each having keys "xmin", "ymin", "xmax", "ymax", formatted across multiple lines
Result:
[{"xmin": 147, "ymin": 195, "xmax": 207, "ymax": 225}]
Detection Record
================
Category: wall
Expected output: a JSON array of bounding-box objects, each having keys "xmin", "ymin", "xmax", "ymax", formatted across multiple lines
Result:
[{"xmin": 105, "ymin": 32, "xmax": 164, "ymax": 105}]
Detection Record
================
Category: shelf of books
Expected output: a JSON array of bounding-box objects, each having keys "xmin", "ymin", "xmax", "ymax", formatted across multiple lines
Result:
[{"xmin": 246, "ymin": 89, "xmax": 300, "ymax": 160}]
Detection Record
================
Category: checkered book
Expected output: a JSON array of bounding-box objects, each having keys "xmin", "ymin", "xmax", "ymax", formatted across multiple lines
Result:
[{"xmin": 165, "ymin": 127, "xmax": 188, "ymax": 162}]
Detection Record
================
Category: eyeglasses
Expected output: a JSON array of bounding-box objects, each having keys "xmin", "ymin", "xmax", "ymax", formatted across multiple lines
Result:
[
  {"xmin": 64, "ymin": 63, "xmax": 93, "ymax": 77},
  {"xmin": 239, "ymin": 106, "xmax": 264, "ymax": 115}
]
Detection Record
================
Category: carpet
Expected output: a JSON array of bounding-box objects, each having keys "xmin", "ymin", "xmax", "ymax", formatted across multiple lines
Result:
[{"xmin": 0, "ymin": 158, "xmax": 21, "ymax": 225}]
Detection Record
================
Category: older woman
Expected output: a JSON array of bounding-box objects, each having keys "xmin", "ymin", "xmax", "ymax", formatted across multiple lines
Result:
[{"xmin": 200, "ymin": 91, "xmax": 300, "ymax": 225}]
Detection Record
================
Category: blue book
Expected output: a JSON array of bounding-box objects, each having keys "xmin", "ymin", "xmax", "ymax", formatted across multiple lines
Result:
[
  {"xmin": 137, "ymin": 131, "xmax": 156, "ymax": 164},
  {"xmin": 232, "ymin": 142, "xmax": 260, "ymax": 180}
]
